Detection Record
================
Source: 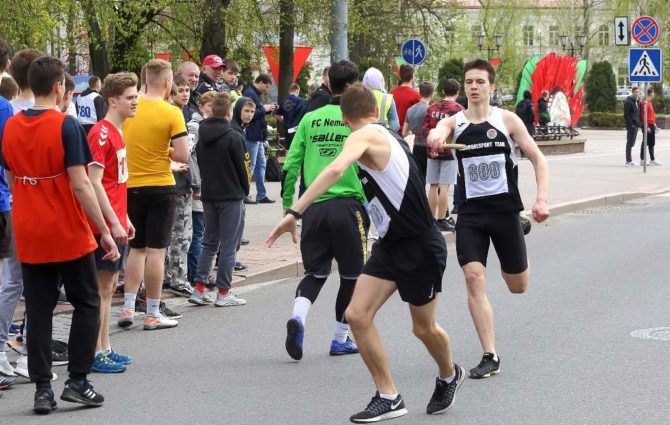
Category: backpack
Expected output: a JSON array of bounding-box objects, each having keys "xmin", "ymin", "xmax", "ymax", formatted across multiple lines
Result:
[{"xmin": 265, "ymin": 155, "xmax": 283, "ymax": 182}]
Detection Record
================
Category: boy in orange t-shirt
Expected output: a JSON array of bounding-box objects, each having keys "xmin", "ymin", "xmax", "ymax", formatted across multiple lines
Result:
[{"xmin": 0, "ymin": 56, "xmax": 119, "ymax": 414}]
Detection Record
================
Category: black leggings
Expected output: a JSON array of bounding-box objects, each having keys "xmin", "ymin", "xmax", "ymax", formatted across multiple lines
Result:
[
  {"xmin": 22, "ymin": 254, "xmax": 100, "ymax": 388},
  {"xmin": 295, "ymin": 275, "xmax": 356, "ymax": 323}
]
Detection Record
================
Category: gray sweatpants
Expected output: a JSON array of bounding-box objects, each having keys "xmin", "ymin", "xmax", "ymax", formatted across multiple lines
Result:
[
  {"xmin": 195, "ymin": 200, "xmax": 244, "ymax": 291},
  {"xmin": 0, "ymin": 252, "xmax": 26, "ymax": 354}
]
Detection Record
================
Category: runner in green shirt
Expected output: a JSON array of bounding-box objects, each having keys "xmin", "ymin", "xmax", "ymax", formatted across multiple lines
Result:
[{"xmin": 280, "ymin": 60, "xmax": 369, "ymax": 361}]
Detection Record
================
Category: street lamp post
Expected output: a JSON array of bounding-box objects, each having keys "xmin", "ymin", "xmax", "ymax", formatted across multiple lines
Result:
[
  {"xmin": 477, "ymin": 33, "xmax": 503, "ymax": 59},
  {"xmin": 559, "ymin": 34, "xmax": 586, "ymax": 56}
]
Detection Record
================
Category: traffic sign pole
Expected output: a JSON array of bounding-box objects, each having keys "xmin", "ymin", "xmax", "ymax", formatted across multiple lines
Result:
[{"xmin": 643, "ymin": 84, "xmax": 648, "ymax": 173}]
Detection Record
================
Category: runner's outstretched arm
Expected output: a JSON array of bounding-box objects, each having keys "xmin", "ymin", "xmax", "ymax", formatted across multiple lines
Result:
[
  {"xmin": 503, "ymin": 111, "xmax": 550, "ymax": 223},
  {"xmin": 266, "ymin": 133, "xmax": 370, "ymax": 247}
]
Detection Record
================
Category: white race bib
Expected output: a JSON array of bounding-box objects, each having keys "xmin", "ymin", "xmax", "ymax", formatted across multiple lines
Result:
[
  {"xmin": 116, "ymin": 148, "xmax": 128, "ymax": 184},
  {"xmin": 462, "ymin": 153, "xmax": 508, "ymax": 199},
  {"xmin": 366, "ymin": 197, "xmax": 390, "ymax": 238}
]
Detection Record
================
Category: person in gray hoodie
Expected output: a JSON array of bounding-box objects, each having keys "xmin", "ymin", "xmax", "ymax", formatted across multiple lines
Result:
[{"xmin": 189, "ymin": 92, "xmax": 249, "ymax": 307}]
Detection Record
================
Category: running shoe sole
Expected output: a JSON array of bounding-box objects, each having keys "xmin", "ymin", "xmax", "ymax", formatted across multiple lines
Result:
[
  {"xmin": 469, "ymin": 368, "xmax": 500, "ymax": 379},
  {"xmin": 285, "ymin": 319, "xmax": 303, "ymax": 360},
  {"xmin": 188, "ymin": 297, "xmax": 210, "ymax": 306},
  {"xmin": 60, "ymin": 388, "xmax": 103, "ymax": 407},
  {"xmin": 213, "ymin": 301, "xmax": 246, "ymax": 307},
  {"xmin": 91, "ymin": 364, "xmax": 126, "ymax": 373},
  {"xmin": 351, "ymin": 408, "xmax": 408, "ymax": 423},
  {"xmin": 117, "ymin": 317, "xmax": 134, "ymax": 328},
  {"xmin": 34, "ymin": 397, "xmax": 57, "ymax": 414}
]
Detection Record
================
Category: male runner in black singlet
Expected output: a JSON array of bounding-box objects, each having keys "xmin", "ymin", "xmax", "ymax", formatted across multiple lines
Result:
[
  {"xmin": 268, "ymin": 83, "xmax": 464, "ymax": 423},
  {"xmin": 427, "ymin": 59, "xmax": 549, "ymax": 379}
]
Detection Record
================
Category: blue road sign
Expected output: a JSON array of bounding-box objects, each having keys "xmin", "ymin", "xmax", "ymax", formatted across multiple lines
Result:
[
  {"xmin": 631, "ymin": 16, "xmax": 660, "ymax": 46},
  {"xmin": 401, "ymin": 39, "xmax": 427, "ymax": 66},
  {"xmin": 629, "ymin": 48, "xmax": 662, "ymax": 82}
]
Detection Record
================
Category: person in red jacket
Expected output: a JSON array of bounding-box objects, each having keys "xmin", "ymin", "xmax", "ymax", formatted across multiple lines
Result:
[
  {"xmin": 640, "ymin": 88, "xmax": 661, "ymax": 166},
  {"xmin": 0, "ymin": 56, "xmax": 120, "ymax": 414},
  {"xmin": 390, "ymin": 64, "xmax": 420, "ymax": 134}
]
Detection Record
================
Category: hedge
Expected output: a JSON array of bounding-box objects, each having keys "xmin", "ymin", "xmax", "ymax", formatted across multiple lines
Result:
[{"xmin": 588, "ymin": 112, "xmax": 625, "ymax": 127}]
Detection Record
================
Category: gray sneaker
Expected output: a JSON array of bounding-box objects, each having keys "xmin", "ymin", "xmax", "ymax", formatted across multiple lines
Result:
[
  {"xmin": 188, "ymin": 291, "xmax": 214, "ymax": 306},
  {"xmin": 214, "ymin": 292, "xmax": 247, "ymax": 307}
]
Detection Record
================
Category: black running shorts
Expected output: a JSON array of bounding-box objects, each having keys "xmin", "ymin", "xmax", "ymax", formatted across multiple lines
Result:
[
  {"xmin": 455, "ymin": 211, "xmax": 528, "ymax": 274},
  {"xmin": 362, "ymin": 225, "xmax": 447, "ymax": 306},
  {"xmin": 93, "ymin": 235, "xmax": 128, "ymax": 273},
  {"xmin": 300, "ymin": 197, "xmax": 369, "ymax": 279},
  {"xmin": 127, "ymin": 186, "xmax": 178, "ymax": 249}
]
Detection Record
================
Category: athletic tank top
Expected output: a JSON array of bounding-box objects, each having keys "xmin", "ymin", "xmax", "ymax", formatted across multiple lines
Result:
[
  {"xmin": 357, "ymin": 124, "xmax": 434, "ymax": 241},
  {"xmin": 452, "ymin": 107, "xmax": 524, "ymax": 214},
  {"xmin": 76, "ymin": 92, "xmax": 100, "ymax": 125}
]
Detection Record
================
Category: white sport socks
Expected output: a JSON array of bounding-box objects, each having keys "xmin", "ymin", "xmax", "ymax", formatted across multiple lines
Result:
[
  {"xmin": 123, "ymin": 293, "xmax": 136, "ymax": 312},
  {"xmin": 146, "ymin": 298, "xmax": 160, "ymax": 317},
  {"xmin": 292, "ymin": 297, "xmax": 312, "ymax": 325},
  {"xmin": 334, "ymin": 321, "xmax": 349, "ymax": 344}
]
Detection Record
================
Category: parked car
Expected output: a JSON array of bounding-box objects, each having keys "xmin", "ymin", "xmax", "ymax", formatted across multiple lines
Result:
[{"xmin": 616, "ymin": 88, "xmax": 631, "ymax": 101}]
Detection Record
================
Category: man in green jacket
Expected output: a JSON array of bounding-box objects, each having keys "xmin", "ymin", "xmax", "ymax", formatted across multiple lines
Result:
[{"xmin": 281, "ymin": 60, "xmax": 369, "ymax": 360}]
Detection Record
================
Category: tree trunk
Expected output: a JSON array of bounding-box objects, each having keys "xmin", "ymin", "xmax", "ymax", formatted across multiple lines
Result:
[
  {"xmin": 278, "ymin": 0, "xmax": 294, "ymax": 102},
  {"xmin": 80, "ymin": 0, "xmax": 109, "ymax": 77},
  {"xmin": 200, "ymin": 0, "xmax": 231, "ymax": 61},
  {"xmin": 66, "ymin": 7, "xmax": 78, "ymax": 74},
  {"xmin": 109, "ymin": 3, "xmax": 160, "ymax": 74}
]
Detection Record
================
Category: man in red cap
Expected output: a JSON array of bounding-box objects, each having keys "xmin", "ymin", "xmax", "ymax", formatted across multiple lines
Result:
[{"xmin": 194, "ymin": 55, "xmax": 225, "ymax": 105}]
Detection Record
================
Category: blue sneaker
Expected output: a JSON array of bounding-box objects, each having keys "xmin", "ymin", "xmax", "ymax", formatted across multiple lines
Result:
[
  {"xmin": 285, "ymin": 317, "xmax": 304, "ymax": 360},
  {"xmin": 329, "ymin": 337, "xmax": 359, "ymax": 356},
  {"xmin": 91, "ymin": 353, "xmax": 126, "ymax": 373},
  {"xmin": 107, "ymin": 349, "xmax": 132, "ymax": 365}
]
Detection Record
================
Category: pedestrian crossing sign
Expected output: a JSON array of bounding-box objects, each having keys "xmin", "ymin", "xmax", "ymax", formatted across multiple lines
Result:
[{"xmin": 629, "ymin": 48, "xmax": 662, "ymax": 82}]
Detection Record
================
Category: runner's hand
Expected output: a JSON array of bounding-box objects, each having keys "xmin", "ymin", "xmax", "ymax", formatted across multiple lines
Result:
[
  {"xmin": 426, "ymin": 130, "xmax": 445, "ymax": 158},
  {"xmin": 111, "ymin": 222, "xmax": 128, "ymax": 245},
  {"xmin": 266, "ymin": 215, "xmax": 298, "ymax": 248},
  {"xmin": 170, "ymin": 161, "xmax": 189, "ymax": 172},
  {"xmin": 532, "ymin": 199, "xmax": 549, "ymax": 223},
  {"xmin": 127, "ymin": 221, "xmax": 136, "ymax": 241},
  {"xmin": 100, "ymin": 233, "xmax": 121, "ymax": 261}
]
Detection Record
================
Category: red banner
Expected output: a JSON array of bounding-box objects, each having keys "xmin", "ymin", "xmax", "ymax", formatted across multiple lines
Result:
[
  {"xmin": 489, "ymin": 58, "xmax": 502, "ymax": 68},
  {"xmin": 263, "ymin": 46, "xmax": 313, "ymax": 84}
]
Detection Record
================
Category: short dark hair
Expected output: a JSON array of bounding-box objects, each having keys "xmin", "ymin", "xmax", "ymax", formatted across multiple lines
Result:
[
  {"xmin": 289, "ymin": 84, "xmax": 300, "ymax": 92},
  {"xmin": 102, "ymin": 72, "xmax": 138, "ymax": 100},
  {"xmin": 9, "ymin": 49, "xmax": 42, "ymax": 90},
  {"xmin": 211, "ymin": 92, "xmax": 232, "ymax": 118},
  {"xmin": 340, "ymin": 82, "xmax": 377, "ymax": 121},
  {"xmin": 0, "ymin": 76, "xmax": 18, "ymax": 100},
  {"xmin": 442, "ymin": 78, "xmax": 460, "ymax": 97},
  {"xmin": 418, "ymin": 81, "xmax": 434, "ymax": 98},
  {"xmin": 328, "ymin": 60, "xmax": 359, "ymax": 95},
  {"xmin": 64, "ymin": 73, "xmax": 75, "ymax": 92},
  {"xmin": 28, "ymin": 56, "xmax": 66, "ymax": 97},
  {"xmin": 647, "ymin": 88, "xmax": 654, "ymax": 95},
  {"xmin": 0, "ymin": 39, "xmax": 11, "ymax": 73},
  {"xmin": 88, "ymin": 76, "xmax": 101, "ymax": 88},
  {"xmin": 463, "ymin": 59, "xmax": 496, "ymax": 84},
  {"xmin": 399, "ymin": 64, "xmax": 414, "ymax": 83},
  {"xmin": 223, "ymin": 59, "xmax": 240, "ymax": 73},
  {"xmin": 254, "ymin": 73, "xmax": 272, "ymax": 85}
]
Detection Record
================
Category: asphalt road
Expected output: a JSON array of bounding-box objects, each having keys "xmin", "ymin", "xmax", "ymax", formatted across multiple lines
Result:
[{"xmin": 2, "ymin": 195, "xmax": 670, "ymax": 424}]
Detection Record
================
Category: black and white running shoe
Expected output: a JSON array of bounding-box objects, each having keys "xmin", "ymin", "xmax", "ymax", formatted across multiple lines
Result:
[
  {"xmin": 60, "ymin": 379, "xmax": 104, "ymax": 407},
  {"xmin": 34, "ymin": 389, "xmax": 57, "ymax": 414},
  {"xmin": 469, "ymin": 353, "xmax": 500, "ymax": 379},
  {"xmin": 426, "ymin": 363, "xmax": 465, "ymax": 414},
  {"xmin": 350, "ymin": 392, "xmax": 408, "ymax": 423}
]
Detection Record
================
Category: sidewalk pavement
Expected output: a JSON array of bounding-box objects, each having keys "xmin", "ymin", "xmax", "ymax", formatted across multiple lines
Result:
[{"xmin": 7, "ymin": 129, "xmax": 670, "ymax": 329}]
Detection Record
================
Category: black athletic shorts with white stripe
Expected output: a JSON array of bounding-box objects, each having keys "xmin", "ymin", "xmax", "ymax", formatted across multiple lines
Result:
[{"xmin": 363, "ymin": 224, "xmax": 447, "ymax": 306}]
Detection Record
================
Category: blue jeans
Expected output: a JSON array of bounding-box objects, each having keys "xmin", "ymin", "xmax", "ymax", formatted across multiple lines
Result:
[
  {"xmin": 187, "ymin": 210, "xmax": 204, "ymax": 282},
  {"xmin": 245, "ymin": 141, "xmax": 267, "ymax": 200}
]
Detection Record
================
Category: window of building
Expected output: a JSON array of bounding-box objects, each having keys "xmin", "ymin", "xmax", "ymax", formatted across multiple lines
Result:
[
  {"xmin": 549, "ymin": 25, "xmax": 559, "ymax": 46},
  {"xmin": 598, "ymin": 24, "xmax": 609, "ymax": 46},
  {"xmin": 524, "ymin": 25, "xmax": 535, "ymax": 46}
]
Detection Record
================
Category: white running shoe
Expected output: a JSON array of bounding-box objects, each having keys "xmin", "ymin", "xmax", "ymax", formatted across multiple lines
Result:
[
  {"xmin": 650, "ymin": 160, "xmax": 662, "ymax": 166},
  {"xmin": 14, "ymin": 355, "xmax": 57, "ymax": 380},
  {"xmin": 143, "ymin": 314, "xmax": 178, "ymax": 330},
  {"xmin": 625, "ymin": 161, "xmax": 639, "ymax": 167},
  {"xmin": 0, "ymin": 352, "xmax": 15, "ymax": 376},
  {"xmin": 214, "ymin": 292, "xmax": 247, "ymax": 307}
]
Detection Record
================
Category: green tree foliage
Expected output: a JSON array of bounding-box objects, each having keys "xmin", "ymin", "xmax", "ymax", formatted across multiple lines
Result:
[
  {"xmin": 296, "ymin": 61, "xmax": 312, "ymax": 98},
  {"xmin": 585, "ymin": 60, "xmax": 616, "ymax": 113},
  {"xmin": 437, "ymin": 58, "xmax": 464, "ymax": 95}
]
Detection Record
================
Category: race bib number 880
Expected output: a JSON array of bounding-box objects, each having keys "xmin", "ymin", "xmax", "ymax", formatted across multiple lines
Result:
[{"xmin": 462, "ymin": 154, "xmax": 508, "ymax": 199}]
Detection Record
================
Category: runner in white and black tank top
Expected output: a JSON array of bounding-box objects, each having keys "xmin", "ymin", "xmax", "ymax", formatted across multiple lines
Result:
[
  {"xmin": 452, "ymin": 107, "xmax": 524, "ymax": 214},
  {"xmin": 357, "ymin": 123, "xmax": 435, "ymax": 242}
]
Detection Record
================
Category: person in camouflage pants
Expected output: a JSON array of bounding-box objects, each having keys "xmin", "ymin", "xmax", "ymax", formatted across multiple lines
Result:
[{"xmin": 164, "ymin": 190, "xmax": 194, "ymax": 297}]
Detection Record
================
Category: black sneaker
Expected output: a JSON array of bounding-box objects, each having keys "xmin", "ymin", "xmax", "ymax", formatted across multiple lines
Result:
[
  {"xmin": 234, "ymin": 262, "xmax": 248, "ymax": 272},
  {"xmin": 206, "ymin": 275, "xmax": 217, "ymax": 289},
  {"xmin": 520, "ymin": 214, "xmax": 532, "ymax": 235},
  {"xmin": 135, "ymin": 295, "xmax": 147, "ymax": 313},
  {"xmin": 350, "ymin": 392, "xmax": 408, "ymax": 423},
  {"xmin": 168, "ymin": 283, "xmax": 193, "ymax": 298},
  {"xmin": 34, "ymin": 388, "xmax": 57, "ymax": 414},
  {"xmin": 243, "ymin": 196, "xmax": 257, "ymax": 205},
  {"xmin": 60, "ymin": 378, "xmax": 104, "ymax": 407},
  {"xmin": 159, "ymin": 301, "xmax": 182, "ymax": 319},
  {"xmin": 52, "ymin": 340, "xmax": 69, "ymax": 366},
  {"xmin": 436, "ymin": 218, "xmax": 455, "ymax": 232},
  {"xmin": 426, "ymin": 364, "xmax": 465, "ymax": 414},
  {"xmin": 257, "ymin": 197, "xmax": 276, "ymax": 204},
  {"xmin": 240, "ymin": 238, "xmax": 250, "ymax": 246},
  {"xmin": 469, "ymin": 353, "xmax": 500, "ymax": 379}
]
